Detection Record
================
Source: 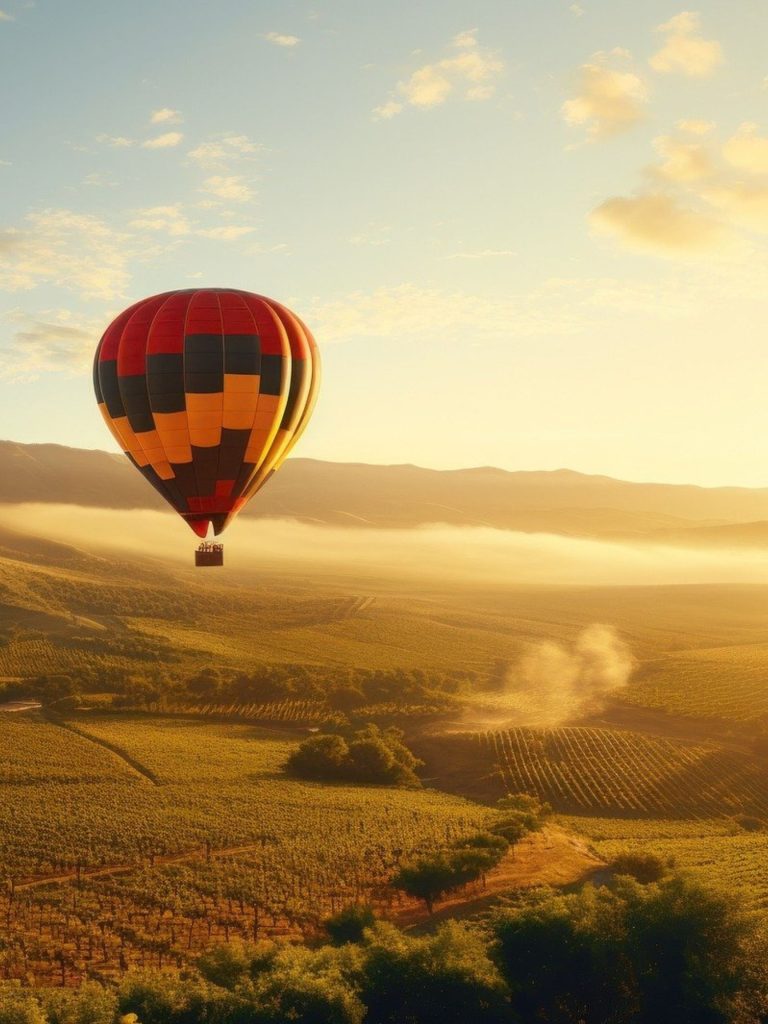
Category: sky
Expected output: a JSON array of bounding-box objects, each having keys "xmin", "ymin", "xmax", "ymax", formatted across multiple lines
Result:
[{"xmin": 2, "ymin": 1, "xmax": 768, "ymax": 487}]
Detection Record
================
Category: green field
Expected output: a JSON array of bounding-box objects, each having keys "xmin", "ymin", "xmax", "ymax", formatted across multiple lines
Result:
[
  {"xmin": 3, "ymin": 531, "xmax": 768, "ymax": 988},
  {"xmin": 0, "ymin": 711, "xmax": 485, "ymax": 985},
  {"xmin": 560, "ymin": 815, "xmax": 768, "ymax": 912}
]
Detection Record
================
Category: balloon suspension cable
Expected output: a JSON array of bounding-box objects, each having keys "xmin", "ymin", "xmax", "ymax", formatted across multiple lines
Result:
[{"xmin": 195, "ymin": 541, "xmax": 224, "ymax": 568}]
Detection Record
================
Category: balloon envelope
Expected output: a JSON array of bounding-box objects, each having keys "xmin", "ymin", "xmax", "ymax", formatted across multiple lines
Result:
[{"xmin": 93, "ymin": 288, "xmax": 320, "ymax": 537}]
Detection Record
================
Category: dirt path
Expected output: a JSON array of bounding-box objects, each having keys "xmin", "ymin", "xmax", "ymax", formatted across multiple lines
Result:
[
  {"xmin": 40, "ymin": 710, "xmax": 159, "ymax": 785},
  {"xmin": 389, "ymin": 826, "xmax": 604, "ymax": 931},
  {"xmin": 13, "ymin": 841, "xmax": 272, "ymax": 892}
]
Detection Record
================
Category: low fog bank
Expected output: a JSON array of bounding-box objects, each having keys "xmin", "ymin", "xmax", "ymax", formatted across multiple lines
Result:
[
  {"xmin": 454, "ymin": 624, "xmax": 635, "ymax": 731},
  {"xmin": 2, "ymin": 503, "xmax": 768, "ymax": 586}
]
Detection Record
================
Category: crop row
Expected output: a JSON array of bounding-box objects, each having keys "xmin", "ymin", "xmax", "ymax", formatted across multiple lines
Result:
[{"xmin": 476, "ymin": 727, "xmax": 768, "ymax": 818}]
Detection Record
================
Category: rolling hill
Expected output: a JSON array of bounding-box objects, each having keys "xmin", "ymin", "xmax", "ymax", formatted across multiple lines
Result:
[{"xmin": 3, "ymin": 439, "xmax": 768, "ymax": 544}]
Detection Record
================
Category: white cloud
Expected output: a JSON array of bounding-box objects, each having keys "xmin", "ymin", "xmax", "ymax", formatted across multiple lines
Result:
[
  {"xmin": 0, "ymin": 159, "xmax": 11, "ymax": 167},
  {"xmin": 129, "ymin": 205, "xmax": 191, "ymax": 236},
  {"xmin": 150, "ymin": 107, "xmax": 183, "ymax": 125},
  {"xmin": 200, "ymin": 175, "xmax": 253, "ymax": 202},
  {"xmin": 374, "ymin": 31, "xmax": 503, "ymax": 118},
  {"xmin": 264, "ymin": 31, "xmax": 300, "ymax": 47},
  {"xmin": 722, "ymin": 123, "xmax": 768, "ymax": 175},
  {"xmin": 562, "ymin": 52, "xmax": 647, "ymax": 139},
  {"xmin": 649, "ymin": 11, "xmax": 723, "ymax": 78},
  {"xmin": 569, "ymin": 3, "xmax": 584, "ymax": 15},
  {"xmin": 141, "ymin": 131, "xmax": 184, "ymax": 149},
  {"xmin": 187, "ymin": 134, "xmax": 260, "ymax": 168},
  {"xmin": 0, "ymin": 10, "xmax": 14, "ymax": 21},
  {"xmin": 0, "ymin": 210, "xmax": 132, "ymax": 298},
  {"xmin": 590, "ymin": 193, "xmax": 730, "ymax": 254}
]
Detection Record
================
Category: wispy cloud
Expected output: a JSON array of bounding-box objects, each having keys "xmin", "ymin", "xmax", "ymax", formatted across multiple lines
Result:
[
  {"xmin": 200, "ymin": 175, "xmax": 253, "ymax": 202},
  {"xmin": 150, "ymin": 107, "xmax": 183, "ymax": 125},
  {"xmin": 0, "ymin": 309, "xmax": 102, "ymax": 378},
  {"xmin": 649, "ymin": 11, "xmax": 723, "ymax": 78},
  {"xmin": 187, "ymin": 134, "xmax": 260, "ymax": 169},
  {"xmin": 97, "ymin": 135, "xmax": 133, "ymax": 148},
  {"xmin": 264, "ymin": 31, "xmax": 300, "ymax": 47},
  {"xmin": 308, "ymin": 282, "xmax": 581, "ymax": 343},
  {"xmin": 141, "ymin": 131, "xmax": 184, "ymax": 149},
  {"xmin": 129, "ymin": 205, "xmax": 191, "ymax": 236},
  {"xmin": 562, "ymin": 49, "xmax": 647, "ymax": 139},
  {"xmin": 0, "ymin": 210, "xmax": 132, "ymax": 298},
  {"xmin": 722, "ymin": 123, "xmax": 768, "ymax": 175},
  {"xmin": 196, "ymin": 225, "xmax": 255, "ymax": 240},
  {"xmin": 0, "ymin": 10, "xmax": 14, "ymax": 21},
  {"xmin": 590, "ymin": 193, "xmax": 730, "ymax": 255},
  {"xmin": 374, "ymin": 30, "xmax": 503, "ymax": 119},
  {"xmin": 590, "ymin": 119, "xmax": 768, "ymax": 257},
  {"xmin": 650, "ymin": 133, "xmax": 714, "ymax": 182}
]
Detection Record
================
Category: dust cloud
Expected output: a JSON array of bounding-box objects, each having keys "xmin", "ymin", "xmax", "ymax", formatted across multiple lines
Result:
[
  {"xmin": 1, "ymin": 503, "xmax": 768, "ymax": 587},
  {"xmin": 495, "ymin": 624, "xmax": 634, "ymax": 727}
]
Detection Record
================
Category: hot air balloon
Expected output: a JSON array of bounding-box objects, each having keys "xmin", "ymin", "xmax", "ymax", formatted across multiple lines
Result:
[{"xmin": 93, "ymin": 288, "xmax": 320, "ymax": 565}]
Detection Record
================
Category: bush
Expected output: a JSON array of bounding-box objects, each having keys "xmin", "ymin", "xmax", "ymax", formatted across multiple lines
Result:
[
  {"xmin": 286, "ymin": 734, "xmax": 350, "ymax": 781},
  {"xmin": 391, "ymin": 833, "xmax": 508, "ymax": 913},
  {"xmin": 491, "ymin": 874, "xmax": 768, "ymax": 1024},
  {"xmin": 610, "ymin": 851, "xmax": 667, "ymax": 884},
  {"xmin": 286, "ymin": 725, "xmax": 422, "ymax": 787},
  {"xmin": 360, "ymin": 921, "xmax": 507, "ymax": 1024},
  {"xmin": 325, "ymin": 905, "xmax": 377, "ymax": 946}
]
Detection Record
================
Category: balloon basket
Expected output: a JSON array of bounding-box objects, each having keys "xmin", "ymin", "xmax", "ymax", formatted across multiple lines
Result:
[{"xmin": 195, "ymin": 543, "xmax": 223, "ymax": 567}]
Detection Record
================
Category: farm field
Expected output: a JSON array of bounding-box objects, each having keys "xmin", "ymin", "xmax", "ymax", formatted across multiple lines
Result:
[
  {"xmin": 560, "ymin": 816, "xmax": 768, "ymax": 912},
  {"xmin": 3, "ymin": 531, "xmax": 768, "ymax": 728},
  {"xmin": 0, "ymin": 712, "xmax": 486, "ymax": 986},
  {"xmin": 414, "ymin": 725, "xmax": 768, "ymax": 818},
  {"xmin": 3, "ymin": 532, "xmax": 768, "ymax": 990}
]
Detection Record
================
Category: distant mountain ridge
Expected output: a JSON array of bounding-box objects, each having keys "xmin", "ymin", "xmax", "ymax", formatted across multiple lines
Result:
[{"xmin": 2, "ymin": 439, "xmax": 768, "ymax": 544}]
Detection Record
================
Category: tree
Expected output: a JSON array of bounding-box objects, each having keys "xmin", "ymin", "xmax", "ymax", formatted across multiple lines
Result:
[
  {"xmin": 492, "ymin": 885, "xmax": 629, "ymax": 1024},
  {"xmin": 324, "ymin": 905, "xmax": 377, "ymax": 946},
  {"xmin": 285, "ymin": 726, "xmax": 422, "ymax": 787},
  {"xmin": 117, "ymin": 971, "xmax": 230, "ymax": 1024},
  {"xmin": 491, "ymin": 874, "xmax": 768, "ymax": 1024},
  {"xmin": 620, "ymin": 875, "xmax": 767, "ymax": 1024},
  {"xmin": 391, "ymin": 854, "xmax": 461, "ymax": 914},
  {"xmin": 43, "ymin": 983, "xmax": 117, "ymax": 1024},
  {"xmin": 610, "ymin": 851, "xmax": 667, "ymax": 884},
  {"xmin": 285, "ymin": 734, "xmax": 350, "ymax": 781},
  {"xmin": 238, "ymin": 943, "xmax": 364, "ymax": 1024},
  {"xmin": 0, "ymin": 990, "xmax": 47, "ymax": 1024},
  {"xmin": 360, "ymin": 921, "xmax": 507, "ymax": 1024}
]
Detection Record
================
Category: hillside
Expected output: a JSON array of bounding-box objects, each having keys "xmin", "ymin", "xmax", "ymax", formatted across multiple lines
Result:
[{"xmin": 3, "ymin": 439, "xmax": 768, "ymax": 543}]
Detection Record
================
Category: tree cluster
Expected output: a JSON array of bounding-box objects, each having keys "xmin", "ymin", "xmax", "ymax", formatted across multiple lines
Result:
[
  {"xmin": 184, "ymin": 665, "xmax": 471, "ymax": 713},
  {"xmin": 1, "ymin": 873, "xmax": 765, "ymax": 1024},
  {"xmin": 391, "ymin": 795, "xmax": 550, "ymax": 914},
  {"xmin": 285, "ymin": 725, "xmax": 423, "ymax": 787}
]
